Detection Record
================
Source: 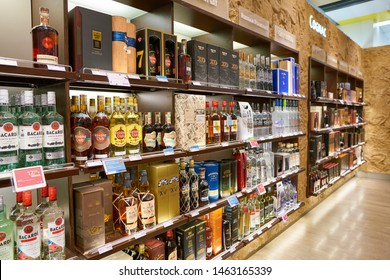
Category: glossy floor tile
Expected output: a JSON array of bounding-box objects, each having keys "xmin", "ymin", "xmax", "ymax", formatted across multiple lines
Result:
[{"xmin": 248, "ymin": 177, "xmax": 390, "ymax": 260}]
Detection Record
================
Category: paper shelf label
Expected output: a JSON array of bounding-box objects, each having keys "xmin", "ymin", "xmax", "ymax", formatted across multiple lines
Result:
[
  {"xmin": 189, "ymin": 210, "xmax": 200, "ymax": 217},
  {"xmin": 282, "ymin": 213, "xmax": 288, "ymax": 223},
  {"xmin": 208, "ymin": 203, "xmax": 217, "ymax": 209},
  {"xmin": 249, "ymin": 139, "xmax": 259, "ymax": 148},
  {"xmin": 107, "ymin": 72, "xmax": 130, "ymax": 87},
  {"xmin": 91, "ymin": 69, "xmax": 107, "ymax": 76},
  {"xmin": 156, "ymin": 75, "xmax": 168, "ymax": 82},
  {"xmin": 12, "ymin": 166, "xmax": 46, "ymax": 192},
  {"xmin": 256, "ymin": 184, "xmax": 266, "ymax": 195},
  {"xmin": 129, "ymin": 154, "xmax": 142, "ymax": 161},
  {"xmin": 163, "ymin": 148, "xmax": 175, "ymax": 156},
  {"xmin": 102, "ymin": 158, "xmax": 126, "ymax": 175},
  {"xmin": 0, "ymin": 58, "xmax": 17, "ymax": 66},
  {"xmin": 227, "ymin": 195, "xmax": 239, "ymax": 207},
  {"xmin": 189, "ymin": 145, "xmax": 200, "ymax": 152},
  {"xmin": 163, "ymin": 220, "xmax": 174, "ymax": 228},
  {"xmin": 47, "ymin": 64, "xmax": 66, "ymax": 72},
  {"xmin": 221, "ymin": 142, "xmax": 229, "ymax": 147},
  {"xmin": 98, "ymin": 243, "xmax": 113, "ymax": 255},
  {"xmin": 192, "ymin": 81, "xmax": 201, "ymax": 86},
  {"xmin": 128, "ymin": 74, "xmax": 140, "ymax": 80}
]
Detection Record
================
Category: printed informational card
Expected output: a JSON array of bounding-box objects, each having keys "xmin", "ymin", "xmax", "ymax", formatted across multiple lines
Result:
[
  {"xmin": 102, "ymin": 158, "xmax": 127, "ymax": 175},
  {"xmin": 12, "ymin": 166, "xmax": 46, "ymax": 192}
]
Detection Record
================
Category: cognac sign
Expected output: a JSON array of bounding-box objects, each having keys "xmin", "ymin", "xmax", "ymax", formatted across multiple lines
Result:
[{"xmin": 309, "ymin": 15, "xmax": 326, "ymax": 38}]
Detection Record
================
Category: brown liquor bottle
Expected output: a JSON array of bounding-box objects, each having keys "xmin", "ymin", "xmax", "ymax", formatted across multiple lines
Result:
[
  {"xmin": 206, "ymin": 101, "xmax": 213, "ymax": 145},
  {"xmin": 149, "ymin": 44, "xmax": 157, "ymax": 76},
  {"xmin": 70, "ymin": 96, "xmax": 79, "ymax": 162},
  {"xmin": 164, "ymin": 48, "xmax": 172, "ymax": 78},
  {"xmin": 71, "ymin": 94, "xmax": 93, "ymax": 165},
  {"xmin": 154, "ymin": 112, "xmax": 163, "ymax": 151},
  {"xmin": 229, "ymin": 101, "xmax": 238, "ymax": 141},
  {"xmin": 92, "ymin": 96, "xmax": 110, "ymax": 159},
  {"xmin": 178, "ymin": 39, "xmax": 192, "ymax": 84},
  {"xmin": 162, "ymin": 112, "xmax": 176, "ymax": 149},
  {"xmin": 205, "ymin": 214, "xmax": 213, "ymax": 259},
  {"xmin": 142, "ymin": 112, "xmax": 156, "ymax": 153},
  {"xmin": 165, "ymin": 229, "xmax": 177, "ymax": 260},
  {"xmin": 118, "ymin": 172, "xmax": 138, "ymax": 235},
  {"xmin": 211, "ymin": 100, "xmax": 221, "ymax": 143},
  {"xmin": 220, "ymin": 101, "xmax": 230, "ymax": 142}
]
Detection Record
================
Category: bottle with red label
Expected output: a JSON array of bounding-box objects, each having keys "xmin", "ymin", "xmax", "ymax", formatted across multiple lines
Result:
[
  {"xmin": 126, "ymin": 96, "xmax": 142, "ymax": 155},
  {"xmin": 211, "ymin": 100, "xmax": 221, "ymax": 144},
  {"xmin": 0, "ymin": 89, "xmax": 19, "ymax": 171},
  {"xmin": 110, "ymin": 96, "xmax": 126, "ymax": 157},
  {"xmin": 41, "ymin": 186, "xmax": 65, "ymax": 260},
  {"xmin": 15, "ymin": 191, "xmax": 41, "ymax": 260},
  {"xmin": 71, "ymin": 94, "xmax": 93, "ymax": 165},
  {"xmin": 142, "ymin": 112, "xmax": 156, "ymax": 152},
  {"xmin": 149, "ymin": 44, "xmax": 157, "ymax": 76},
  {"xmin": 92, "ymin": 95, "xmax": 110, "ymax": 159},
  {"xmin": 42, "ymin": 91, "xmax": 65, "ymax": 166},
  {"xmin": 18, "ymin": 90, "xmax": 44, "ymax": 167},
  {"xmin": 0, "ymin": 195, "xmax": 14, "ymax": 260}
]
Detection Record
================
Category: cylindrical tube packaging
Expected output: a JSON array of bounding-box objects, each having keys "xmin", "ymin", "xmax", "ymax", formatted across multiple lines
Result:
[
  {"xmin": 204, "ymin": 162, "xmax": 219, "ymax": 202},
  {"xmin": 126, "ymin": 22, "xmax": 136, "ymax": 74},
  {"xmin": 112, "ymin": 16, "xmax": 127, "ymax": 73},
  {"xmin": 219, "ymin": 160, "xmax": 231, "ymax": 198}
]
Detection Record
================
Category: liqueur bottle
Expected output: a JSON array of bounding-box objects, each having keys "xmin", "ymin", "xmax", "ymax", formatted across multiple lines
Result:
[
  {"xmin": 125, "ymin": 96, "xmax": 142, "ymax": 155},
  {"xmin": 178, "ymin": 39, "xmax": 192, "ymax": 84},
  {"xmin": 31, "ymin": 7, "xmax": 59, "ymax": 64},
  {"xmin": 220, "ymin": 101, "xmax": 230, "ymax": 142},
  {"xmin": 188, "ymin": 160, "xmax": 199, "ymax": 210},
  {"xmin": 0, "ymin": 89, "xmax": 19, "ymax": 171},
  {"xmin": 165, "ymin": 229, "xmax": 177, "ymax": 260},
  {"xmin": 15, "ymin": 191, "xmax": 41, "ymax": 260},
  {"xmin": 92, "ymin": 96, "xmax": 110, "ymax": 159},
  {"xmin": 211, "ymin": 101, "xmax": 221, "ymax": 143},
  {"xmin": 110, "ymin": 96, "xmax": 126, "ymax": 157},
  {"xmin": 179, "ymin": 160, "xmax": 190, "ymax": 214},
  {"xmin": 162, "ymin": 112, "xmax": 176, "ymax": 149},
  {"xmin": 18, "ymin": 90, "xmax": 44, "ymax": 167},
  {"xmin": 229, "ymin": 101, "xmax": 238, "ymax": 141},
  {"xmin": 42, "ymin": 91, "xmax": 65, "ymax": 166},
  {"xmin": 198, "ymin": 167, "xmax": 210, "ymax": 207},
  {"xmin": 154, "ymin": 112, "xmax": 163, "ymax": 151},
  {"xmin": 89, "ymin": 98, "xmax": 96, "ymax": 118},
  {"xmin": 71, "ymin": 94, "xmax": 93, "ymax": 165},
  {"xmin": 142, "ymin": 112, "xmax": 156, "ymax": 153},
  {"xmin": 41, "ymin": 186, "xmax": 65, "ymax": 260},
  {"xmin": 0, "ymin": 195, "xmax": 14, "ymax": 260}
]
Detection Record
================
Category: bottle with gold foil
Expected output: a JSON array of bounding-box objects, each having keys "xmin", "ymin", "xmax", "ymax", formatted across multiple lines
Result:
[
  {"xmin": 110, "ymin": 96, "xmax": 126, "ymax": 157},
  {"xmin": 92, "ymin": 96, "xmax": 110, "ymax": 159},
  {"xmin": 120, "ymin": 98, "xmax": 126, "ymax": 115},
  {"xmin": 142, "ymin": 112, "xmax": 156, "ymax": 153},
  {"xmin": 105, "ymin": 97, "xmax": 112, "ymax": 117},
  {"xmin": 89, "ymin": 98, "xmax": 96, "ymax": 118},
  {"xmin": 126, "ymin": 97, "xmax": 142, "ymax": 155},
  {"xmin": 71, "ymin": 94, "xmax": 93, "ymax": 165},
  {"xmin": 179, "ymin": 160, "xmax": 190, "ymax": 214}
]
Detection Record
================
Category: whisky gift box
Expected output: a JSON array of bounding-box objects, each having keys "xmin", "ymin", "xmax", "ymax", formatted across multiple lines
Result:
[
  {"xmin": 207, "ymin": 44, "xmax": 220, "ymax": 85},
  {"xmin": 209, "ymin": 207, "xmax": 222, "ymax": 256},
  {"xmin": 219, "ymin": 159, "xmax": 231, "ymax": 198},
  {"xmin": 219, "ymin": 48, "xmax": 230, "ymax": 86},
  {"xmin": 68, "ymin": 6, "xmax": 112, "ymax": 72},
  {"xmin": 74, "ymin": 185, "xmax": 105, "ymax": 252},
  {"xmin": 272, "ymin": 68, "xmax": 289, "ymax": 94},
  {"xmin": 224, "ymin": 205, "xmax": 239, "ymax": 243},
  {"xmin": 230, "ymin": 50, "xmax": 239, "ymax": 87},
  {"xmin": 204, "ymin": 161, "xmax": 219, "ymax": 202},
  {"xmin": 310, "ymin": 135, "xmax": 323, "ymax": 164},
  {"xmin": 162, "ymin": 33, "xmax": 177, "ymax": 78},
  {"xmin": 324, "ymin": 132, "xmax": 335, "ymax": 157},
  {"xmin": 91, "ymin": 179, "xmax": 114, "ymax": 235},
  {"xmin": 136, "ymin": 28, "xmax": 162, "ymax": 76},
  {"xmin": 176, "ymin": 223, "xmax": 196, "ymax": 260},
  {"xmin": 145, "ymin": 238, "xmax": 165, "ymax": 260},
  {"xmin": 191, "ymin": 219, "xmax": 206, "ymax": 260},
  {"xmin": 149, "ymin": 162, "xmax": 180, "ymax": 224},
  {"xmin": 174, "ymin": 93, "xmax": 206, "ymax": 150},
  {"xmin": 187, "ymin": 40, "xmax": 207, "ymax": 83}
]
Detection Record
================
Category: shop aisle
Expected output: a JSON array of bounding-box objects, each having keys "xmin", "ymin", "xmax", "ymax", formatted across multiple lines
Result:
[{"xmin": 248, "ymin": 176, "xmax": 390, "ymax": 260}]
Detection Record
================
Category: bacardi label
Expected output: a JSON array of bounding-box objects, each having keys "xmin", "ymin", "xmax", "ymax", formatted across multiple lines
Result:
[
  {"xmin": 0, "ymin": 122, "xmax": 18, "ymax": 151},
  {"xmin": 19, "ymin": 122, "xmax": 43, "ymax": 150},
  {"xmin": 46, "ymin": 217, "xmax": 65, "ymax": 254},
  {"xmin": 0, "ymin": 231, "xmax": 13, "ymax": 260},
  {"xmin": 110, "ymin": 125, "xmax": 126, "ymax": 147},
  {"xmin": 144, "ymin": 131, "xmax": 156, "ymax": 148},
  {"xmin": 45, "ymin": 151, "xmax": 64, "ymax": 160},
  {"xmin": 17, "ymin": 224, "xmax": 40, "ymax": 260},
  {"xmin": 126, "ymin": 124, "xmax": 142, "ymax": 146},
  {"xmin": 163, "ymin": 131, "xmax": 176, "ymax": 148},
  {"xmin": 93, "ymin": 126, "xmax": 110, "ymax": 150},
  {"xmin": 73, "ymin": 127, "xmax": 92, "ymax": 152},
  {"xmin": 42, "ymin": 121, "xmax": 64, "ymax": 148}
]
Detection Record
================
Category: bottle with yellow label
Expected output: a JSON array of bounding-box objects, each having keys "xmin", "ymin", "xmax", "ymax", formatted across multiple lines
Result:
[
  {"xmin": 109, "ymin": 96, "xmax": 126, "ymax": 157},
  {"xmin": 126, "ymin": 96, "xmax": 142, "ymax": 155}
]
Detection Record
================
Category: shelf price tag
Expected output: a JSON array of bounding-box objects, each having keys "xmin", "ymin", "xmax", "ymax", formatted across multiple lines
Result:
[
  {"xmin": 256, "ymin": 184, "xmax": 266, "ymax": 195},
  {"xmin": 208, "ymin": 202, "xmax": 217, "ymax": 209},
  {"xmin": 129, "ymin": 154, "xmax": 142, "ymax": 161},
  {"xmin": 282, "ymin": 213, "xmax": 288, "ymax": 223},
  {"xmin": 128, "ymin": 74, "xmax": 141, "ymax": 80},
  {"xmin": 163, "ymin": 220, "xmax": 174, "ymax": 228},
  {"xmin": 47, "ymin": 64, "xmax": 66, "ymax": 72},
  {"xmin": 249, "ymin": 139, "xmax": 259, "ymax": 148},
  {"xmin": 189, "ymin": 145, "xmax": 200, "ymax": 152},
  {"xmin": 0, "ymin": 58, "xmax": 17, "ymax": 67},
  {"xmin": 107, "ymin": 72, "xmax": 130, "ymax": 87},
  {"xmin": 247, "ymin": 235, "xmax": 254, "ymax": 242},
  {"xmin": 192, "ymin": 81, "xmax": 201, "ymax": 86},
  {"xmin": 227, "ymin": 195, "xmax": 239, "ymax": 207},
  {"xmin": 163, "ymin": 148, "xmax": 175, "ymax": 156},
  {"xmin": 11, "ymin": 166, "xmax": 46, "ymax": 192},
  {"xmin": 91, "ymin": 69, "xmax": 107, "ymax": 76},
  {"xmin": 221, "ymin": 142, "xmax": 229, "ymax": 147},
  {"xmin": 85, "ymin": 160, "xmax": 103, "ymax": 168},
  {"xmin": 156, "ymin": 75, "xmax": 168, "ymax": 82},
  {"xmin": 98, "ymin": 243, "xmax": 113, "ymax": 255},
  {"xmin": 340, "ymin": 100, "xmax": 345, "ymax": 105},
  {"xmin": 102, "ymin": 158, "xmax": 126, "ymax": 175}
]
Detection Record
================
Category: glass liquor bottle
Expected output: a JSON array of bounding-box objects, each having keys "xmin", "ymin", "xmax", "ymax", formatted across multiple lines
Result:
[
  {"xmin": 198, "ymin": 167, "xmax": 209, "ymax": 207},
  {"xmin": 9, "ymin": 192, "xmax": 24, "ymax": 259},
  {"xmin": 259, "ymin": 194, "xmax": 266, "ymax": 226},
  {"xmin": 220, "ymin": 101, "xmax": 230, "ymax": 142},
  {"xmin": 126, "ymin": 96, "xmax": 142, "ymax": 155},
  {"xmin": 42, "ymin": 91, "xmax": 65, "ymax": 166},
  {"xmin": 15, "ymin": 191, "xmax": 41, "ymax": 260},
  {"xmin": 188, "ymin": 159, "xmax": 199, "ymax": 210},
  {"xmin": 142, "ymin": 112, "xmax": 156, "ymax": 152},
  {"xmin": 70, "ymin": 96, "xmax": 78, "ymax": 162},
  {"xmin": 110, "ymin": 96, "xmax": 126, "ymax": 157},
  {"xmin": 118, "ymin": 172, "xmax": 138, "ymax": 235},
  {"xmin": 92, "ymin": 96, "xmax": 110, "ymax": 159},
  {"xmin": 222, "ymin": 211, "xmax": 231, "ymax": 250},
  {"xmin": 35, "ymin": 186, "xmax": 49, "ymax": 257},
  {"xmin": 154, "ymin": 112, "xmax": 163, "ymax": 151},
  {"xmin": 0, "ymin": 89, "xmax": 19, "ymax": 171},
  {"xmin": 178, "ymin": 39, "xmax": 192, "ymax": 84},
  {"xmin": 229, "ymin": 101, "xmax": 238, "ymax": 141},
  {"xmin": 0, "ymin": 195, "xmax": 14, "ymax": 260},
  {"xmin": 206, "ymin": 101, "xmax": 213, "ymax": 145},
  {"xmin": 211, "ymin": 101, "xmax": 221, "ymax": 143},
  {"xmin": 164, "ymin": 48, "xmax": 172, "ymax": 78},
  {"xmin": 244, "ymin": 53, "xmax": 250, "ymax": 89},
  {"xmin": 265, "ymin": 186, "xmax": 274, "ymax": 221},
  {"xmin": 179, "ymin": 160, "xmax": 190, "ymax": 214},
  {"xmin": 136, "ymin": 171, "xmax": 156, "ymax": 229},
  {"xmin": 41, "ymin": 186, "xmax": 65, "ymax": 260},
  {"xmin": 71, "ymin": 94, "xmax": 92, "ymax": 165},
  {"xmin": 248, "ymin": 195, "xmax": 256, "ymax": 233},
  {"xmin": 205, "ymin": 214, "xmax": 213, "ymax": 260},
  {"xmin": 120, "ymin": 98, "xmax": 126, "ymax": 115},
  {"xmin": 112, "ymin": 173, "xmax": 123, "ymax": 231},
  {"xmin": 40, "ymin": 93, "xmax": 48, "ymax": 116},
  {"xmin": 138, "ymin": 169, "xmax": 149, "ymax": 193},
  {"xmin": 31, "ymin": 7, "xmax": 59, "ymax": 64},
  {"xmin": 239, "ymin": 51, "xmax": 245, "ymax": 89},
  {"xmin": 135, "ymin": 243, "xmax": 148, "ymax": 260},
  {"xmin": 34, "ymin": 95, "xmax": 41, "ymax": 115},
  {"xmin": 254, "ymin": 193, "xmax": 261, "ymax": 229},
  {"xmin": 162, "ymin": 112, "xmax": 176, "ymax": 149},
  {"xmin": 249, "ymin": 54, "xmax": 256, "ymax": 89},
  {"xmin": 165, "ymin": 229, "xmax": 177, "ymax": 260},
  {"xmin": 149, "ymin": 44, "xmax": 157, "ymax": 76},
  {"xmin": 105, "ymin": 97, "xmax": 112, "ymax": 117},
  {"xmin": 18, "ymin": 90, "xmax": 44, "ymax": 167},
  {"xmin": 89, "ymin": 98, "xmax": 96, "ymax": 118}
]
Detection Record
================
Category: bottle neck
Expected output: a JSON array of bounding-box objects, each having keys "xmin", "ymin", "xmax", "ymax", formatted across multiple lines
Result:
[
  {"xmin": 24, "ymin": 104, "xmax": 34, "ymax": 112},
  {"xmin": 47, "ymin": 104, "xmax": 56, "ymax": 112},
  {"xmin": 0, "ymin": 104, "xmax": 9, "ymax": 112},
  {"xmin": 40, "ymin": 15, "xmax": 49, "ymax": 26}
]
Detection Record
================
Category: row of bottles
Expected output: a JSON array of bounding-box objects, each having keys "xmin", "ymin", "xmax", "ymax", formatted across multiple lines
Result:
[
  {"xmin": 252, "ymin": 102, "xmax": 273, "ymax": 138},
  {"xmin": 271, "ymin": 99, "xmax": 300, "ymax": 136},
  {"xmin": 276, "ymin": 142, "xmax": 301, "ymax": 171},
  {"xmin": 0, "ymin": 186, "xmax": 65, "ymax": 260},
  {"xmin": 239, "ymin": 52, "xmax": 272, "ymax": 91},
  {"xmin": 0, "ymin": 89, "xmax": 65, "ymax": 172},
  {"xmin": 70, "ymin": 94, "xmax": 176, "ymax": 165}
]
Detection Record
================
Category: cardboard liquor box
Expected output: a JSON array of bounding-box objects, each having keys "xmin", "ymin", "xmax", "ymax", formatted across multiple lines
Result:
[
  {"xmin": 207, "ymin": 44, "xmax": 220, "ymax": 85},
  {"xmin": 324, "ymin": 132, "xmax": 335, "ymax": 157},
  {"xmin": 334, "ymin": 131, "xmax": 341, "ymax": 152},
  {"xmin": 74, "ymin": 185, "xmax": 105, "ymax": 252},
  {"xmin": 189, "ymin": 219, "xmax": 206, "ymax": 260},
  {"xmin": 209, "ymin": 207, "xmax": 223, "ymax": 256},
  {"xmin": 230, "ymin": 50, "xmax": 239, "ymax": 87},
  {"xmin": 176, "ymin": 223, "xmax": 196, "ymax": 260},
  {"xmin": 224, "ymin": 205, "xmax": 239, "ymax": 243},
  {"xmin": 272, "ymin": 69, "xmax": 289, "ymax": 94},
  {"xmin": 278, "ymin": 58, "xmax": 294, "ymax": 95},
  {"xmin": 310, "ymin": 135, "xmax": 323, "ymax": 165},
  {"xmin": 236, "ymin": 102, "xmax": 254, "ymax": 141},
  {"xmin": 145, "ymin": 238, "xmax": 165, "ymax": 260},
  {"xmin": 174, "ymin": 93, "xmax": 206, "ymax": 150},
  {"xmin": 219, "ymin": 48, "xmax": 230, "ymax": 86},
  {"xmin": 136, "ymin": 28, "xmax": 162, "ymax": 76},
  {"xmin": 162, "ymin": 33, "xmax": 177, "ymax": 79},
  {"xmin": 148, "ymin": 162, "xmax": 180, "ymax": 224},
  {"xmin": 187, "ymin": 40, "xmax": 207, "ymax": 83},
  {"xmin": 91, "ymin": 179, "xmax": 114, "ymax": 235},
  {"xmin": 68, "ymin": 6, "xmax": 112, "ymax": 72}
]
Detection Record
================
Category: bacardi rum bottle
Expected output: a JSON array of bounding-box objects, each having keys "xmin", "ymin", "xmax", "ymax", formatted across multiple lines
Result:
[
  {"xmin": 92, "ymin": 96, "xmax": 110, "ymax": 159},
  {"xmin": 0, "ymin": 195, "xmax": 14, "ymax": 260},
  {"xmin": 41, "ymin": 186, "xmax": 65, "ymax": 260},
  {"xmin": 15, "ymin": 191, "xmax": 41, "ymax": 260},
  {"xmin": 35, "ymin": 186, "xmax": 50, "ymax": 257},
  {"xmin": 0, "ymin": 89, "xmax": 19, "ymax": 171},
  {"xmin": 110, "ymin": 96, "xmax": 126, "ymax": 157},
  {"xmin": 42, "ymin": 91, "xmax": 65, "ymax": 166},
  {"xmin": 18, "ymin": 90, "xmax": 44, "ymax": 167},
  {"xmin": 31, "ymin": 7, "xmax": 59, "ymax": 64},
  {"xmin": 126, "ymin": 96, "xmax": 142, "ymax": 155}
]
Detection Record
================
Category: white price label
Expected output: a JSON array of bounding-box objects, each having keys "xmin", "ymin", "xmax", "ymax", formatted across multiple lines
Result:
[
  {"xmin": 0, "ymin": 58, "xmax": 17, "ymax": 66},
  {"xmin": 98, "ymin": 243, "xmax": 113, "ymax": 255},
  {"xmin": 266, "ymin": 90, "xmax": 272, "ymax": 94},
  {"xmin": 128, "ymin": 74, "xmax": 141, "ymax": 80},
  {"xmin": 91, "ymin": 69, "xmax": 107, "ymax": 76},
  {"xmin": 221, "ymin": 142, "xmax": 229, "ymax": 147},
  {"xmin": 47, "ymin": 64, "xmax": 66, "ymax": 71},
  {"xmin": 134, "ymin": 231, "xmax": 146, "ymax": 239},
  {"xmin": 190, "ymin": 210, "xmax": 200, "ymax": 217},
  {"xmin": 163, "ymin": 220, "xmax": 174, "ymax": 228},
  {"xmin": 163, "ymin": 148, "xmax": 175, "ymax": 156},
  {"xmin": 208, "ymin": 203, "xmax": 217, "ymax": 209},
  {"xmin": 247, "ymin": 235, "xmax": 254, "ymax": 242},
  {"xmin": 229, "ymin": 247, "xmax": 236, "ymax": 253},
  {"xmin": 107, "ymin": 72, "xmax": 130, "ymax": 87},
  {"xmin": 156, "ymin": 75, "xmax": 168, "ymax": 82},
  {"xmin": 129, "ymin": 154, "xmax": 142, "ymax": 161},
  {"xmin": 246, "ymin": 88, "xmax": 253, "ymax": 92},
  {"xmin": 85, "ymin": 160, "xmax": 103, "ymax": 168},
  {"xmin": 189, "ymin": 145, "xmax": 200, "ymax": 152},
  {"xmin": 192, "ymin": 81, "xmax": 201, "ymax": 86}
]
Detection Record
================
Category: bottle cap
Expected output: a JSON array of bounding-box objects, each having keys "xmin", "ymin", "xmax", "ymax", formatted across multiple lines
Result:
[
  {"xmin": 229, "ymin": 101, "xmax": 235, "ymax": 108},
  {"xmin": 23, "ymin": 191, "xmax": 33, "ymax": 207},
  {"xmin": 16, "ymin": 192, "xmax": 23, "ymax": 203},
  {"xmin": 180, "ymin": 161, "xmax": 186, "ymax": 169},
  {"xmin": 41, "ymin": 185, "xmax": 49, "ymax": 198},
  {"xmin": 189, "ymin": 159, "xmax": 194, "ymax": 168},
  {"xmin": 167, "ymin": 229, "xmax": 173, "ymax": 238},
  {"xmin": 222, "ymin": 101, "xmax": 227, "ymax": 107},
  {"xmin": 206, "ymin": 101, "xmax": 210, "ymax": 108},
  {"xmin": 48, "ymin": 186, "xmax": 57, "ymax": 202},
  {"xmin": 212, "ymin": 100, "xmax": 218, "ymax": 107},
  {"xmin": 40, "ymin": 7, "xmax": 49, "ymax": 17}
]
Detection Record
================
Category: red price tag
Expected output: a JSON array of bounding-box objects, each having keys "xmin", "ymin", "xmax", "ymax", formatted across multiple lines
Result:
[
  {"xmin": 249, "ymin": 139, "xmax": 259, "ymax": 148},
  {"xmin": 256, "ymin": 184, "xmax": 266, "ymax": 195},
  {"xmin": 282, "ymin": 213, "xmax": 288, "ymax": 223},
  {"xmin": 11, "ymin": 166, "xmax": 46, "ymax": 192}
]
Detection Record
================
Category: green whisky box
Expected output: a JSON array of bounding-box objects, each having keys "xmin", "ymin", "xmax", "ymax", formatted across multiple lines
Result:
[
  {"xmin": 190, "ymin": 219, "xmax": 206, "ymax": 260},
  {"xmin": 219, "ymin": 47, "xmax": 230, "ymax": 86},
  {"xmin": 176, "ymin": 223, "xmax": 196, "ymax": 260}
]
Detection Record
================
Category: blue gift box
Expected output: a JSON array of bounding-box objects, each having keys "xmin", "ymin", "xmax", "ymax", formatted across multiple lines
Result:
[{"xmin": 272, "ymin": 68, "xmax": 289, "ymax": 94}]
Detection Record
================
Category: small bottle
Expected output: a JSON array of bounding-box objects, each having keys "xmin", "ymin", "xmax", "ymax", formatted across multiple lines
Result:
[
  {"xmin": 41, "ymin": 186, "xmax": 65, "ymax": 260},
  {"xmin": 89, "ymin": 98, "xmax": 96, "ymax": 118},
  {"xmin": 198, "ymin": 167, "xmax": 210, "ymax": 207},
  {"xmin": 110, "ymin": 96, "xmax": 126, "ymax": 157},
  {"xmin": 162, "ymin": 112, "xmax": 176, "ymax": 149},
  {"xmin": 178, "ymin": 39, "xmax": 192, "ymax": 84},
  {"xmin": 142, "ymin": 112, "xmax": 156, "ymax": 153},
  {"xmin": 31, "ymin": 7, "xmax": 59, "ymax": 64},
  {"xmin": 0, "ymin": 195, "xmax": 14, "ymax": 260},
  {"xmin": 15, "ymin": 191, "xmax": 41, "ymax": 260},
  {"xmin": 154, "ymin": 112, "xmax": 163, "ymax": 151},
  {"xmin": 211, "ymin": 101, "xmax": 221, "ymax": 143},
  {"xmin": 92, "ymin": 96, "xmax": 110, "ymax": 159},
  {"xmin": 165, "ymin": 229, "xmax": 177, "ymax": 260},
  {"xmin": 188, "ymin": 160, "xmax": 199, "ymax": 210},
  {"xmin": 179, "ymin": 160, "xmax": 190, "ymax": 214}
]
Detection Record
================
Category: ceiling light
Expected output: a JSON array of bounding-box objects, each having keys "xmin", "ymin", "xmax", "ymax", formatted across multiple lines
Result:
[{"xmin": 373, "ymin": 20, "xmax": 390, "ymax": 28}]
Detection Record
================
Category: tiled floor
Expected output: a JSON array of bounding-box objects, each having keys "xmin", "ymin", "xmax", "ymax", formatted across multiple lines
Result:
[{"xmin": 248, "ymin": 176, "xmax": 390, "ymax": 260}]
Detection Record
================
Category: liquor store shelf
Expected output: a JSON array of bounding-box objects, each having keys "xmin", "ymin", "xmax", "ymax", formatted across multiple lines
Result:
[
  {"xmin": 0, "ymin": 165, "xmax": 79, "ymax": 189},
  {"xmin": 310, "ymin": 160, "xmax": 366, "ymax": 197},
  {"xmin": 314, "ymin": 142, "xmax": 367, "ymax": 166},
  {"xmin": 211, "ymin": 201, "xmax": 305, "ymax": 260},
  {"xmin": 310, "ymin": 122, "xmax": 366, "ymax": 134},
  {"xmin": 311, "ymin": 97, "xmax": 366, "ymax": 107},
  {"xmin": 78, "ymin": 167, "xmax": 305, "ymax": 260}
]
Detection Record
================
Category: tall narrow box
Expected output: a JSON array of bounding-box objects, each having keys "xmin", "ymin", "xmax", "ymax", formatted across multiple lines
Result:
[
  {"xmin": 162, "ymin": 33, "xmax": 177, "ymax": 79},
  {"xmin": 91, "ymin": 179, "xmax": 114, "ymax": 235},
  {"xmin": 68, "ymin": 6, "xmax": 112, "ymax": 72},
  {"xmin": 145, "ymin": 238, "xmax": 165, "ymax": 260},
  {"xmin": 219, "ymin": 48, "xmax": 230, "ymax": 86},
  {"xmin": 176, "ymin": 223, "xmax": 196, "ymax": 260},
  {"xmin": 209, "ymin": 208, "xmax": 223, "ymax": 256},
  {"xmin": 272, "ymin": 69, "xmax": 289, "ymax": 94},
  {"xmin": 310, "ymin": 135, "xmax": 323, "ymax": 164},
  {"xmin": 207, "ymin": 44, "xmax": 220, "ymax": 85},
  {"xmin": 224, "ymin": 205, "xmax": 239, "ymax": 243},
  {"xmin": 136, "ymin": 28, "xmax": 162, "ymax": 76},
  {"xmin": 191, "ymin": 219, "xmax": 206, "ymax": 260},
  {"xmin": 230, "ymin": 50, "xmax": 239, "ymax": 87},
  {"xmin": 187, "ymin": 40, "xmax": 207, "ymax": 83}
]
